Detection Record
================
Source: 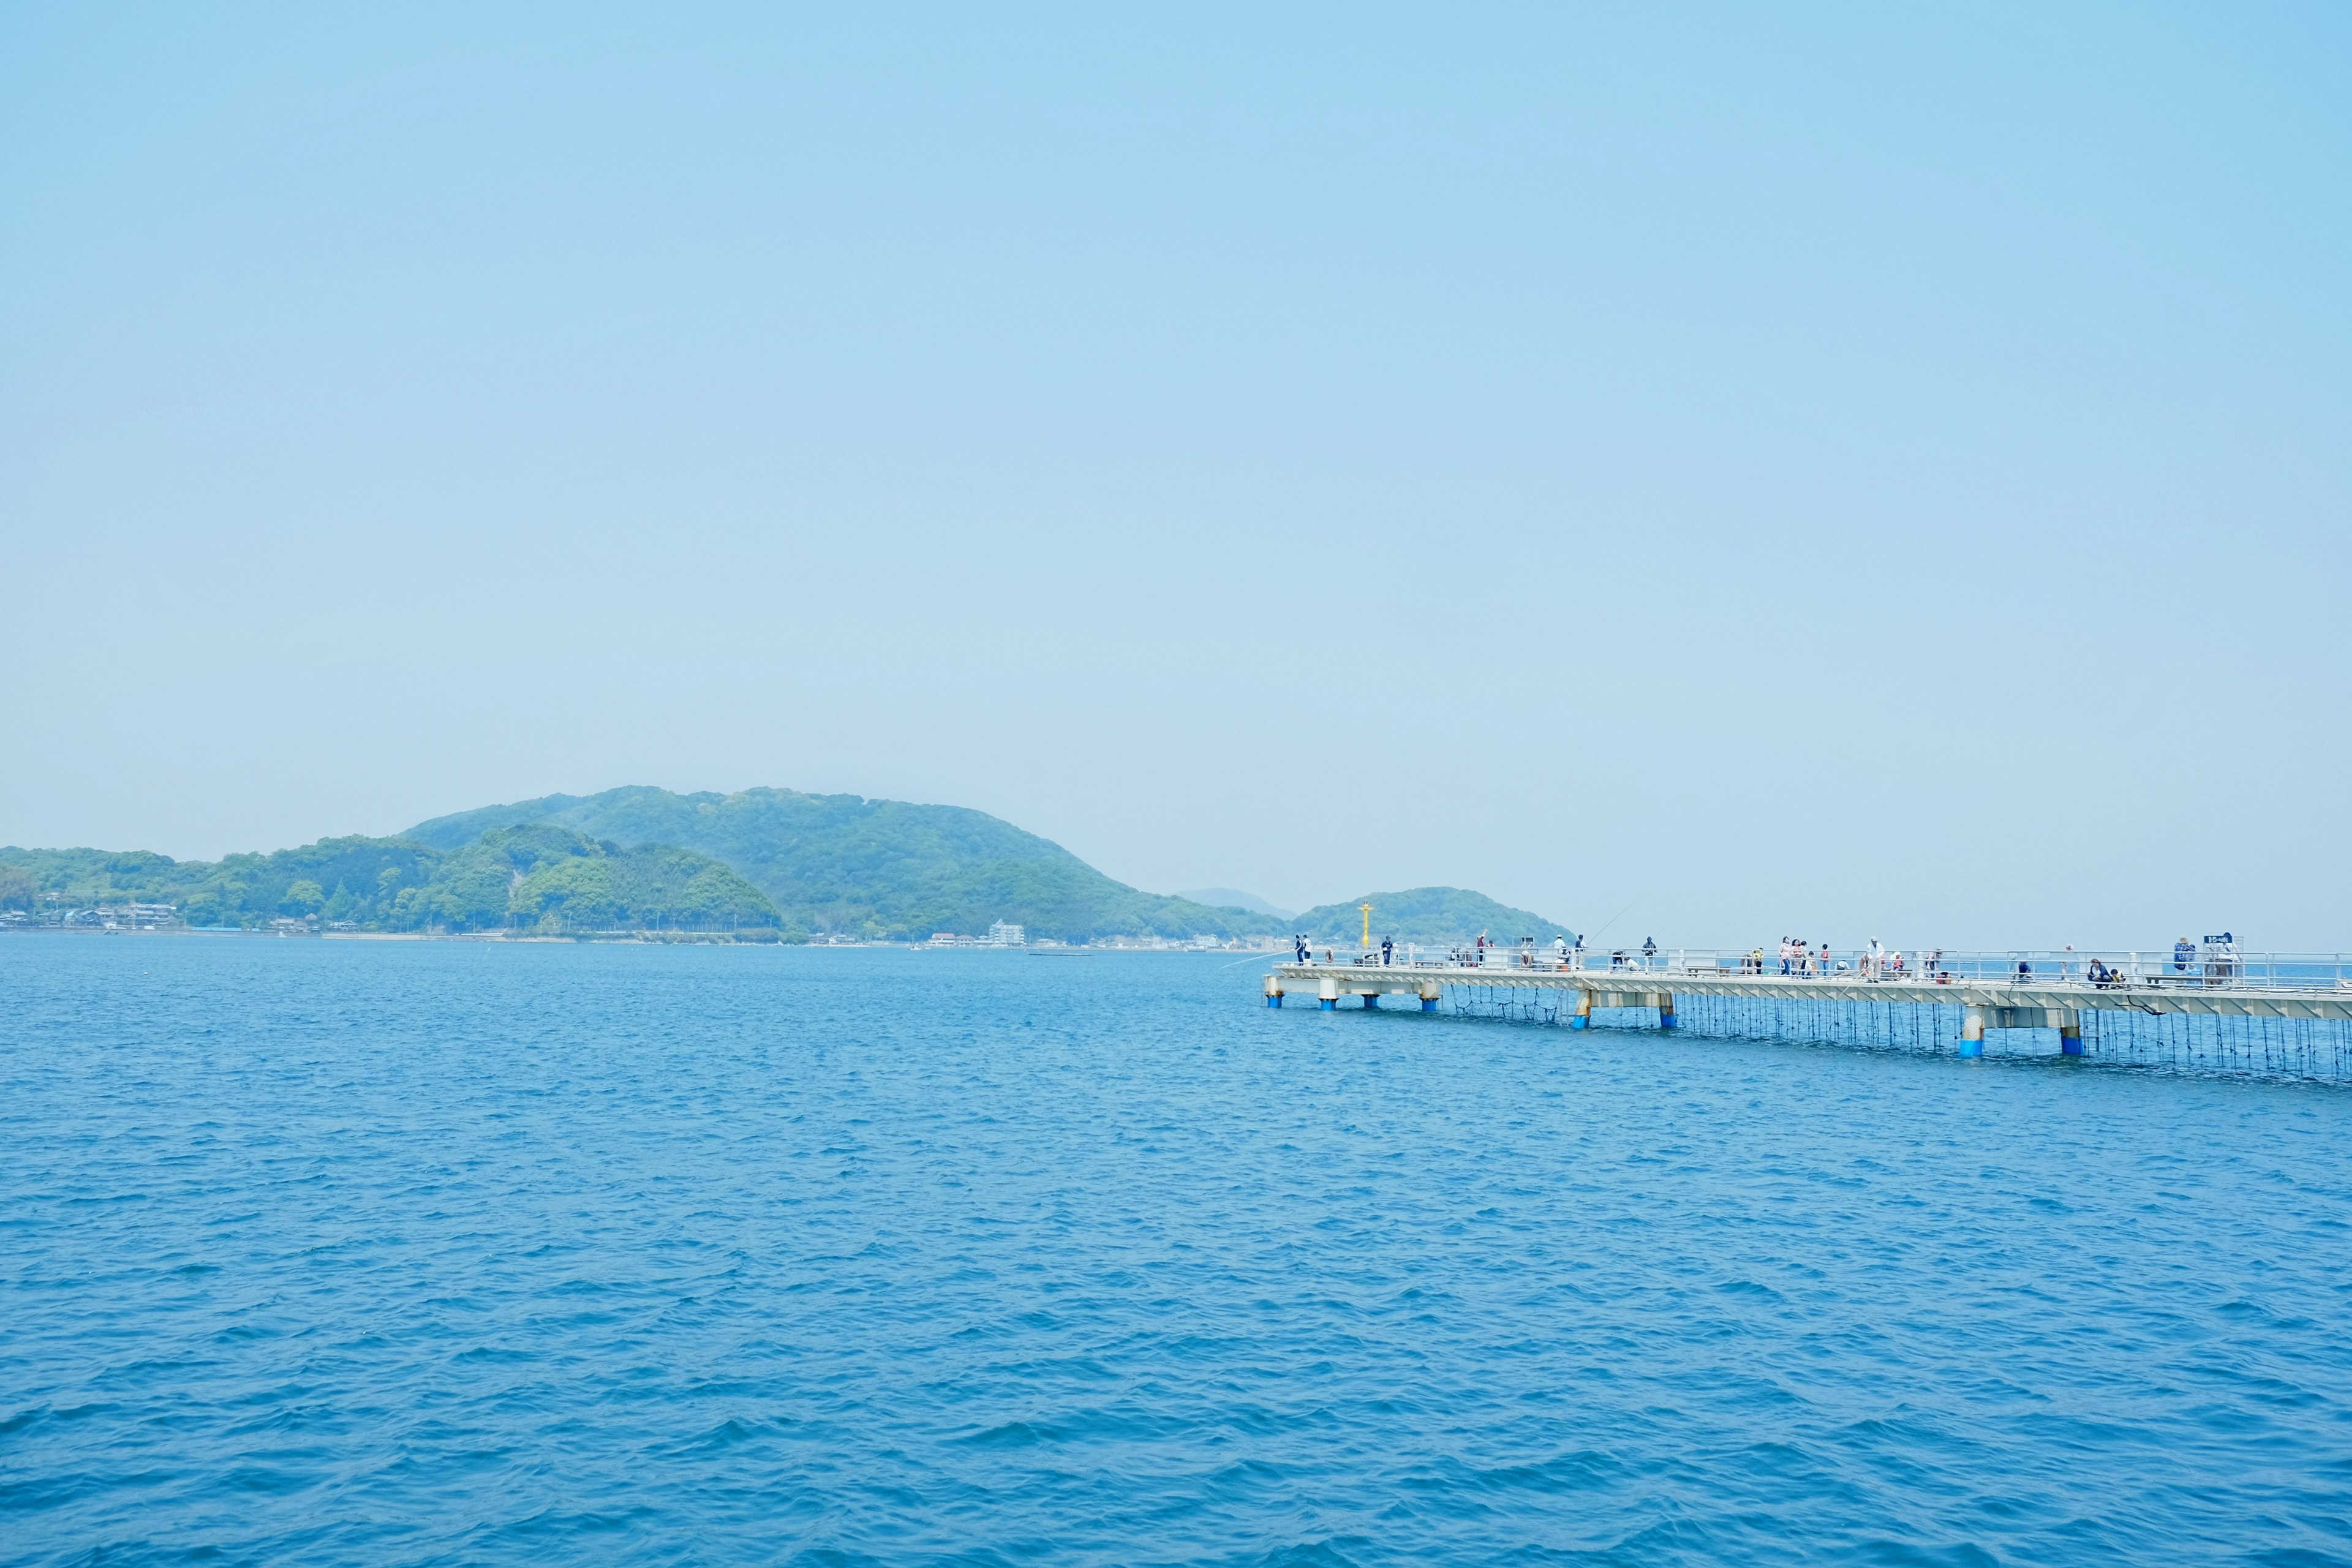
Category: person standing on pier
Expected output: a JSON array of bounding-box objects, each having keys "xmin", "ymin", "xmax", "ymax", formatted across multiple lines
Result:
[{"xmin": 1381, "ymin": 935, "xmax": 1393, "ymax": 966}]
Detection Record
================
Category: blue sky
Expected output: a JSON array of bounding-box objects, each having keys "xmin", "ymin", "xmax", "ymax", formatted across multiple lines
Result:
[{"xmin": 4, "ymin": 4, "xmax": 2347, "ymax": 948}]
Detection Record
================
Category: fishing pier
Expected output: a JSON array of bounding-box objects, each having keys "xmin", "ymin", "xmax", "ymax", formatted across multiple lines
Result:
[{"xmin": 1263, "ymin": 948, "xmax": 2352, "ymax": 1079}]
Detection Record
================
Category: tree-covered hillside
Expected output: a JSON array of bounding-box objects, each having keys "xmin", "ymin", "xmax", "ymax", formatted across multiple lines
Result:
[
  {"xmin": 405, "ymin": 786, "xmax": 1286, "ymax": 942},
  {"xmin": 1291, "ymin": 887, "xmax": 1575, "ymax": 948},
  {"xmin": 415, "ymin": 826, "xmax": 777, "ymax": 932},
  {"xmin": 0, "ymin": 826, "xmax": 776, "ymax": 934},
  {"xmin": 10, "ymin": 788, "xmax": 1569, "ymax": 947}
]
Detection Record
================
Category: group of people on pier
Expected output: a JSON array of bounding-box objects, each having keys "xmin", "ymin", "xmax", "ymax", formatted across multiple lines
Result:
[
  {"xmin": 1763, "ymin": 938, "xmax": 1834, "ymax": 976},
  {"xmin": 1292, "ymin": 933, "xmax": 1398, "ymax": 965},
  {"xmin": 1755, "ymin": 938, "xmax": 1946, "ymax": 980}
]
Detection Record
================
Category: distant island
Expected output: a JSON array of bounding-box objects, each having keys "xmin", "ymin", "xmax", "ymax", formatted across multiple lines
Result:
[
  {"xmin": 1, "ymin": 785, "xmax": 1576, "ymax": 944},
  {"xmin": 1291, "ymin": 887, "xmax": 1574, "ymax": 948}
]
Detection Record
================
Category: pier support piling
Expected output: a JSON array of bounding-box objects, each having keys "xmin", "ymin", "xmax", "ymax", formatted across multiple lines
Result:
[
  {"xmin": 1961, "ymin": 1006, "xmax": 1986, "ymax": 1058},
  {"xmin": 2060, "ymin": 1009, "xmax": 2084, "ymax": 1056},
  {"xmin": 1265, "ymin": 976, "xmax": 1283, "ymax": 1008},
  {"xmin": 1570, "ymin": 990, "xmax": 1593, "ymax": 1030},
  {"xmin": 1319, "ymin": 976, "xmax": 1339, "ymax": 1011},
  {"xmin": 1657, "ymin": 992, "xmax": 1678, "ymax": 1030},
  {"xmin": 1419, "ymin": 981, "xmax": 1440, "ymax": 1012}
]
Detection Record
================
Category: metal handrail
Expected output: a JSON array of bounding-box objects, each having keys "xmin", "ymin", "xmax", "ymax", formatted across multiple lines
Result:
[{"xmin": 1287, "ymin": 944, "xmax": 2352, "ymax": 992}]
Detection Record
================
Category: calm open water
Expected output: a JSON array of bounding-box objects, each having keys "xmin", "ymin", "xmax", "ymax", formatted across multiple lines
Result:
[{"xmin": 4, "ymin": 937, "xmax": 2349, "ymax": 1567}]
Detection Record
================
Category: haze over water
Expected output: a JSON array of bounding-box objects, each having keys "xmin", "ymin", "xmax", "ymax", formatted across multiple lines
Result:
[{"xmin": 6, "ymin": 938, "xmax": 2349, "ymax": 1565}]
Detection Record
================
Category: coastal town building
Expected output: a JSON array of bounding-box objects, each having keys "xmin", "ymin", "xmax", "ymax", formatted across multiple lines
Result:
[{"xmin": 928, "ymin": 922, "xmax": 1028, "ymax": 948}]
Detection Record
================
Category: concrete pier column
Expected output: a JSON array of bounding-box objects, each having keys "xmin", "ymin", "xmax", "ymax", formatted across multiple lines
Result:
[
  {"xmin": 2059, "ymin": 1008, "xmax": 2084, "ymax": 1056},
  {"xmin": 1319, "ymin": 976, "xmax": 1339, "ymax": 1011},
  {"xmin": 1265, "ymin": 974, "xmax": 1283, "ymax": 1008},
  {"xmin": 1419, "ymin": 981, "xmax": 1441, "ymax": 1012},
  {"xmin": 1360, "ymin": 992, "xmax": 1380, "ymax": 1011},
  {"xmin": 1654, "ymin": 992, "xmax": 1678, "ymax": 1030},
  {"xmin": 1570, "ymin": 990, "xmax": 1593, "ymax": 1030},
  {"xmin": 1960, "ymin": 1006, "xmax": 1986, "ymax": 1058}
]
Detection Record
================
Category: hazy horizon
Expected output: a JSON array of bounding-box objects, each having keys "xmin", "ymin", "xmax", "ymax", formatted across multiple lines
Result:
[{"xmin": 6, "ymin": 6, "xmax": 2348, "ymax": 949}]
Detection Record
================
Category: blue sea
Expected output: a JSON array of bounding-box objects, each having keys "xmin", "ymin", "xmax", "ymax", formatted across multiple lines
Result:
[{"xmin": 4, "ymin": 937, "xmax": 2350, "ymax": 1566}]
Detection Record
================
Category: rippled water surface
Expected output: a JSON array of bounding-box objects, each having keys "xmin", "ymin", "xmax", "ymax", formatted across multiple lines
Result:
[{"xmin": 4, "ymin": 937, "xmax": 2350, "ymax": 1566}]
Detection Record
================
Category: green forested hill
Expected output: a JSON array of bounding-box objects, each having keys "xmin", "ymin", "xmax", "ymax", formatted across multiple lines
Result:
[
  {"xmin": 0, "ymin": 826, "xmax": 776, "ymax": 934},
  {"xmin": 406, "ymin": 786, "xmax": 1283, "ymax": 942},
  {"xmin": 6, "ymin": 789, "xmax": 1554, "ymax": 946},
  {"xmin": 1291, "ymin": 886, "xmax": 1575, "ymax": 947},
  {"xmin": 413, "ymin": 826, "xmax": 776, "ymax": 932}
]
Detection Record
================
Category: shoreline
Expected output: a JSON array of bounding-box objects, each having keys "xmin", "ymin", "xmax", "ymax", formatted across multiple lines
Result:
[{"xmin": 0, "ymin": 927, "xmax": 1285, "ymax": 951}]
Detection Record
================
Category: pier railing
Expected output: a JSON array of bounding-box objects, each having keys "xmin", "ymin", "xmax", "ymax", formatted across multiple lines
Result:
[
  {"xmin": 1296, "ymin": 946, "xmax": 2352, "ymax": 993},
  {"xmin": 1660, "ymin": 949, "xmax": 2349, "ymax": 992}
]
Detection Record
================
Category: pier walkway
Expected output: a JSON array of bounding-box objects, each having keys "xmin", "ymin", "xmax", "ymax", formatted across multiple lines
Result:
[{"xmin": 1264, "ymin": 950, "xmax": 2352, "ymax": 1076}]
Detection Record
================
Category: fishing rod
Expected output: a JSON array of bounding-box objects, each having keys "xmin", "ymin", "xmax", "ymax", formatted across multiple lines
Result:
[{"xmin": 1586, "ymin": 894, "xmax": 1640, "ymax": 949}]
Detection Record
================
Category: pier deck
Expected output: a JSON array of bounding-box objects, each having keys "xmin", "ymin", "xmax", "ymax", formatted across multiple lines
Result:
[
  {"xmin": 1265, "ymin": 957, "xmax": 2352, "ymax": 1067},
  {"xmin": 1267, "ymin": 962, "xmax": 2352, "ymax": 1021}
]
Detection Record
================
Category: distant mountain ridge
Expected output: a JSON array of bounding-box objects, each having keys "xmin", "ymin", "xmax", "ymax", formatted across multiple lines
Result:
[
  {"xmin": 406, "ymin": 786, "xmax": 1286, "ymax": 943},
  {"xmin": 1174, "ymin": 887, "xmax": 1294, "ymax": 921}
]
